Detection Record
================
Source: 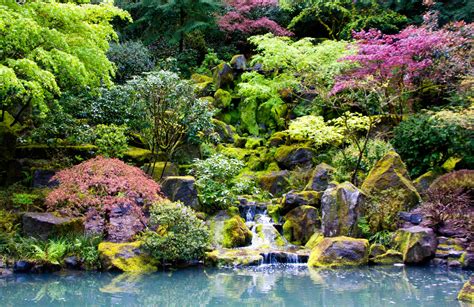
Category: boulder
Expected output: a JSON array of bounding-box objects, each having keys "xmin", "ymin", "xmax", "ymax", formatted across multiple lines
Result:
[
  {"xmin": 213, "ymin": 62, "xmax": 234, "ymax": 89},
  {"xmin": 461, "ymin": 252, "xmax": 474, "ymax": 270},
  {"xmin": 222, "ymin": 215, "xmax": 252, "ymax": 248},
  {"xmin": 32, "ymin": 169, "xmax": 58, "ymax": 188},
  {"xmin": 281, "ymin": 191, "xmax": 321, "ymax": 215},
  {"xmin": 369, "ymin": 243, "xmax": 387, "ymax": 258},
  {"xmin": 275, "ymin": 146, "xmax": 315, "ymax": 170},
  {"xmin": 145, "ymin": 162, "xmax": 179, "ymax": 181},
  {"xmin": 22, "ymin": 212, "xmax": 83, "ymax": 240},
  {"xmin": 371, "ymin": 250, "xmax": 403, "ymax": 265},
  {"xmin": 191, "ymin": 73, "xmax": 213, "ymax": 96},
  {"xmin": 98, "ymin": 241, "xmax": 158, "ymax": 273},
  {"xmin": 205, "ymin": 249, "xmax": 262, "ymax": 267},
  {"xmin": 308, "ymin": 236, "xmax": 369, "ymax": 267},
  {"xmin": 304, "ymin": 232, "xmax": 324, "ymax": 249},
  {"xmin": 413, "ymin": 170, "xmax": 441, "ymax": 195},
  {"xmin": 283, "ymin": 205, "xmax": 320, "ymax": 245},
  {"xmin": 64, "ymin": 256, "xmax": 82, "ymax": 270},
  {"xmin": 321, "ymin": 182, "xmax": 365, "ymax": 237},
  {"xmin": 305, "ymin": 163, "xmax": 335, "ymax": 192},
  {"xmin": 212, "ymin": 119, "xmax": 236, "ymax": 143},
  {"xmin": 214, "ymin": 89, "xmax": 232, "ymax": 109},
  {"xmin": 268, "ymin": 131, "xmax": 288, "ymax": 147},
  {"xmin": 258, "ymin": 170, "xmax": 291, "ymax": 196},
  {"xmin": 13, "ymin": 260, "xmax": 33, "ymax": 273},
  {"xmin": 361, "ymin": 151, "xmax": 421, "ymax": 215},
  {"xmin": 392, "ymin": 226, "xmax": 437, "ymax": 264},
  {"xmin": 230, "ymin": 54, "xmax": 247, "ymax": 70},
  {"xmin": 457, "ymin": 276, "xmax": 473, "ymax": 303},
  {"xmin": 161, "ymin": 176, "xmax": 200, "ymax": 210}
]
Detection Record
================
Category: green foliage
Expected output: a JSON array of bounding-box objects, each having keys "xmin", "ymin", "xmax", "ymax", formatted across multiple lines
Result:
[
  {"xmin": 193, "ymin": 154, "xmax": 245, "ymax": 211},
  {"xmin": 12, "ymin": 193, "xmax": 40, "ymax": 211},
  {"xmin": 392, "ymin": 108, "xmax": 474, "ymax": 177},
  {"xmin": 142, "ymin": 200, "xmax": 210, "ymax": 263},
  {"xmin": 32, "ymin": 239, "xmax": 68, "ymax": 265},
  {"xmin": 71, "ymin": 235, "xmax": 102, "ymax": 269},
  {"xmin": 0, "ymin": 1, "xmax": 130, "ymax": 119},
  {"xmin": 195, "ymin": 49, "xmax": 222, "ymax": 76},
  {"xmin": 107, "ymin": 40, "xmax": 155, "ymax": 83},
  {"xmin": 358, "ymin": 216, "xmax": 393, "ymax": 246},
  {"xmin": 332, "ymin": 138, "xmax": 393, "ymax": 183},
  {"xmin": 93, "ymin": 124, "xmax": 128, "ymax": 158},
  {"xmin": 0, "ymin": 210, "xmax": 19, "ymax": 236}
]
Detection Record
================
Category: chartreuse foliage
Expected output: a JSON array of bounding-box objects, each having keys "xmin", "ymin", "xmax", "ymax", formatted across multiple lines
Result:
[{"xmin": 0, "ymin": 1, "xmax": 130, "ymax": 119}]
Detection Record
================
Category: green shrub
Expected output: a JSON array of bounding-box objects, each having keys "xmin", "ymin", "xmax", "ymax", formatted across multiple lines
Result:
[
  {"xmin": 12, "ymin": 193, "xmax": 40, "ymax": 211},
  {"xmin": 93, "ymin": 124, "xmax": 128, "ymax": 158},
  {"xmin": 0, "ymin": 210, "xmax": 19, "ymax": 235},
  {"xmin": 142, "ymin": 201, "xmax": 210, "ymax": 263},
  {"xmin": 32, "ymin": 239, "xmax": 68, "ymax": 265},
  {"xmin": 392, "ymin": 108, "xmax": 474, "ymax": 177},
  {"xmin": 107, "ymin": 40, "xmax": 155, "ymax": 83}
]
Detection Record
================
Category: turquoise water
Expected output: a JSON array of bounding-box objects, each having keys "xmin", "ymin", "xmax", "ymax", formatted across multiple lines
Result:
[{"xmin": 0, "ymin": 265, "xmax": 471, "ymax": 306}]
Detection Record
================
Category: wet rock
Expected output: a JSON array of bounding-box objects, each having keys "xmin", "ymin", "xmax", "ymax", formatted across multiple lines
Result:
[
  {"xmin": 30, "ymin": 263, "xmax": 61, "ymax": 274},
  {"xmin": 13, "ymin": 260, "xmax": 33, "ymax": 273},
  {"xmin": 398, "ymin": 211, "xmax": 423, "ymax": 225},
  {"xmin": 371, "ymin": 250, "xmax": 403, "ymax": 265},
  {"xmin": 281, "ymin": 191, "xmax": 321, "ymax": 215},
  {"xmin": 321, "ymin": 182, "xmax": 365, "ymax": 237},
  {"xmin": 258, "ymin": 170, "xmax": 291, "ymax": 196},
  {"xmin": 461, "ymin": 252, "xmax": 474, "ymax": 270},
  {"xmin": 308, "ymin": 236, "xmax": 369, "ymax": 267},
  {"xmin": 275, "ymin": 146, "xmax": 315, "ymax": 170},
  {"xmin": 305, "ymin": 163, "xmax": 335, "ymax": 192},
  {"xmin": 392, "ymin": 226, "xmax": 437, "ymax": 264},
  {"xmin": 222, "ymin": 215, "xmax": 252, "ymax": 248},
  {"xmin": 32, "ymin": 169, "xmax": 58, "ymax": 188},
  {"xmin": 22, "ymin": 212, "xmax": 83, "ymax": 240},
  {"xmin": 161, "ymin": 176, "xmax": 200, "ymax": 210},
  {"xmin": 205, "ymin": 249, "xmax": 262, "ymax": 267},
  {"xmin": 214, "ymin": 89, "xmax": 232, "ymax": 109},
  {"xmin": 230, "ymin": 54, "xmax": 247, "ymax": 70},
  {"xmin": 213, "ymin": 63, "xmax": 234, "ymax": 89},
  {"xmin": 448, "ymin": 260, "xmax": 461, "ymax": 268},
  {"xmin": 283, "ymin": 205, "xmax": 320, "ymax": 245},
  {"xmin": 457, "ymin": 277, "xmax": 474, "ymax": 303},
  {"xmin": 64, "ymin": 256, "xmax": 82, "ymax": 270},
  {"xmin": 369, "ymin": 243, "xmax": 387, "ymax": 258},
  {"xmin": 98, "ymin": 241, "xmax": 158, "ymax": 273}
]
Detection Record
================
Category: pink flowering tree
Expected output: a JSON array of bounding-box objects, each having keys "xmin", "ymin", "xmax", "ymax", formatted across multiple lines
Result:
[
  {"xmin": 331, "ymin": 18, "xmax": 473, "ymax": 118},
  {"xmin": 218, "ymin": 0, "xmax": 292, "ymax": 36}
]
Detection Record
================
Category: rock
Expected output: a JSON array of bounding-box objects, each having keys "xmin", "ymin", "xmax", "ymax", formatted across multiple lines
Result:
[
  {"xmin": 214, "ymin": 89, "xmax": 232, "ymax": 109},
  {"xmin": 448, "ymin": 260, "xmax": 462, "ymax": 268},
  {"xmin": 205, "ymin": 249, "xmax": 262, "ymax": 267},
  {"xmin": 398, "ymin": 211, "xmax": 423, "ymax": 225},
  {"xmin": 106, "ymin": 202, "xmax": 146, "ymax": 243},
  {"xmin": 191, "ymin": 73, "xmax": 213, "ymax": 95},
  {"xmin": 30, "ymin": 263, "xmax": 61, "ymax": 274},
  {"xmin": 304, "ymin": 232, "xmax": 324, "ymax": 249},
  {"xmin": 283, "ymin": 205, "xmax": 320, "ymax": 245},
  {"xmin": 161, "ymin": 176, "xmax": 200, "ymax": 210},
  {"xmin": 213, "ymin": 62, "xmax": 233, "ymax": 89},
  {"xmin": 321, "ymin": 182, "xmax": 365, "ymax": 237},
  {"xmin": 457, "ymin": 277, "xmax": 474, "ymax": 303},
  {"xmin": 371, "ymin": 250, "xmax": 403, "ymax": 265},
  {"xmin": 413, "ymin": 170, "xmax": 441, "ymax": 195},
  {"xmin": 0, "ymin": 268, "xmax": 12, "ymax": 277},
  {"xmin": 461, "ymin": 252, "xmax": 474, "ymax": 269},
  {"xmin": 258, "ymin": 170, "xmax": 291, "ymax": 197},
  {"xmin": 268, "ymin": 131, "xmax": 288, "ymax": 147},
  {"xmin": 245, "ymin": 137, "xmax": 263, "ymax": 150},
  {"xmin": 13, "ymin": 260, "xmax": 33, "ymax": 273},
  {"xmin": 308, "ymin": 236, "xmax": 369, "ymax": 267},
  {"xmin": 361, "ymin": 151, "xmax": 421, "ymax": 217},
  {"xmin": 230, "ymin": 54, "xmax": 247, "ymax": 70},
  {"xmin": 32, "ymin": 169, "xmax": 58, "ymax": 188},
  {"xmin": 22, "ymin": 212, "xmax": 83, "ymax": 240},
  {"xmin": 212, "ymin": 119, "xmax": 236, "ymax": 143},
  {"xmin": 369, "ymin": 244, "xmax": 387, "ymax": 258},
  {"xmin": 222, "ymin": 215, "xmax": 252, "ymax": 248},
  {"xmin": 305, "ymin": 163, "xmax": 335, "ymax": 192},
  {"xmin": 145, "ymin": 162, "xmax": 179, "ymax": 181},
  {"xmin": 64, "ymin": 256, "xmax": 82, "ymax": 270},
  {"xmin": 98, "ymin": 241, "xmax": 158, "ymax": 273},
  {"xmin": 281, "ymin": 191, "xmax": 321, "ymax": 215},
  {"xmin": 275, "ymin": 146, "xmax": 315, "ymax": 170},
  {"xmin": 392, "ymin": 226, "xmax": 437, "ymax": 264}
]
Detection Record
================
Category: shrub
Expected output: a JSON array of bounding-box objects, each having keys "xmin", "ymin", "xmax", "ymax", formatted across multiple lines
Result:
[
  {"xmin": 142, "ymin": 201, "xmax": 209, "ymax": 263},
  {"xmin": 192, "ymin": 154, "xmax": 245, "ymax": 211},
  {"xmin": 0, "ymin": 209, "xmax": 19, "ymax": 236},
  {"xmin": 107, "ymin": 40, "xmax": 155, "ymax": 83},
  {"xmin": 392, "ymin": 108, "xmax": 473, "ymax": 177},
  {"xmin": 46, "ymin": 156, "xmax": 162, "ymax": 219},
  {"xmin": 93, "ymin": 124, "xmax": 128, "ymax": 158}
]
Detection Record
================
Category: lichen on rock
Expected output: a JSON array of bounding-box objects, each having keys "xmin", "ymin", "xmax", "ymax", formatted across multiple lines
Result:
[
  {"xmin": 308, "ymin": 236, "xmax": 369, "ymax": 267},
  {"xmin": 98, "ymin": 241, "xmax": 158, "ymax": 273}
]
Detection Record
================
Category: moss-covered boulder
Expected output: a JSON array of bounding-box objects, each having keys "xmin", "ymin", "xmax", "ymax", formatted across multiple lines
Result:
[
  {"xmin": 213, "ymin": 62, "xmax": 233, "ymax": 89},
  {"xmin": 283, "ymin": 205, "xmax": 320, "ymax": 245},
  {"xmin": 369, "ymin": 243, "xmax": 387, "ymax": 258},
  {"xmin": 281, "ymin": 191, "xmax": 322, "ymax": 215},
  {"xmin": 308, "ymin": 237, "xmax": 369, "ymax": 267},
  {"xmin": 304, "ymin": 232, "xmax": 324, "ymax": 249},
  {"xmin": 361, "ymin": 151, "xmax": 421, "ymax": 214},
  {"xmin": 222, "ymin": 215, "xmax": 252, "ymax": 248},
  {"xmin": 413, "ymin": 170, "xmax": 442, "ymax": 195},
  {"xmin": 268, "ymin": 131, "xmax": 288, "ymax": 147},
  {"xmin": 98, "ymin": 241, "xmax": 158, "ymax": 273},
  {"xmin": 230, "ymin": 54, "xmax": 247, "ymax": 70},
  {"xmin": 245, "ymin": 137, "xmax": 263, "ymax": 150},
  {"xmin": 123, "ymin": 146, "xmax": 154, "ymax": 164},
  {"xmin": 258, "ymin": 170, "xmax": 291, "ymax": 196},
  {"xmin": 205, "ymin": 249, "xmax": 262, "ymax": 267},
  {"xmin": 22, "ymin": 213, "xmax": 83, "ymax": 240},
  {"xmin": 144, "ymin": 162, "xmax": 179, "ymax": 181},
  {"xmin": 392, "ymin": 226, "xmax": 437, "ymax": 264},
  {"xmin": 458, "ymin": 276, "xmax": 474, "ymax": 303},
  {"xmin": 275, "ymin": 145, "xmax": 315, "ymax": 170},
  {"xmin": 305, "ymin": 163, "xmax": 335, "ymax": 192},
  {"xmin": 371, "ymin": 250, "xmax": 403, "ymax": 265},
  {"xmin": 212, "ymin": 119, "xmax": 236, "ymax": 143},
  {"xmin": 321, "ymin": 182, "xmax": 365, "ymax": 237},
  {"xmin": 191, "ymin": 73, "xmax": 213, "ymax": 96},
  {"xmin": 161, "ymin": 176, "xmax": 200, "ymax": 210},
  {"xmin": 214, "ymin": 89, "xmax": 232, "ymax": 109}
]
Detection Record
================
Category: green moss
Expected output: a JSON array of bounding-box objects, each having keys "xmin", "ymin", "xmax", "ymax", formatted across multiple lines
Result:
[
  {"xmin": 123, "ymin": 146, "xmax": 153, "ymax": 162},
  {"xmin": 214, "ymin": 89, "xmax": 232, "ymax": 109},
  {"xmin": 205, "ymin": 249, "xmax": 262, "ymax": 267},
  {"xmin": 222, "ymin": 216, "xmax": 252, "ymax": 248},
  {"xmin": 304, "ymin": 232, "xmax": 324, "ymax": 249},
  {"xmin": 217, "ymin": 145, "xmax": 254, "ymax": 161},
  {"xmin": 308, "ymin": 236, "xmax": 369, "ymax": 267},
  {"xmin": 239, "ymin": 98, "xmax": 259, "ymax": 136},
  {"xmin": 457, "ymin": 279, "xmax": 474, "ymax": 303},
  {"xmin": 245, "ymin": 137, "xmax": 263, "ymax": 150},
  {"xmin": 98, "ymin": 241, "xmax": 158, "ymax": 273},
  {"xmin": 191, "ymin": 73, "xmax": 213, "ymax": 84},
  {"xmin": 372, "ymin": 250, "xmax": 403, "ymax": 265},
  {"xmin": 442, "ymin": 156, "xmax": 462, "ymax": 172},
  {"xmin": 144, "ymin": 162, "xmax": 179, "ymax": 181},
  {"xmin": 226, "ymin": 206, "xmax": 240, "ymax": 217},
  {"xmin": 267, "ymin": 204, "xmax": 281, "ymax": 223}
]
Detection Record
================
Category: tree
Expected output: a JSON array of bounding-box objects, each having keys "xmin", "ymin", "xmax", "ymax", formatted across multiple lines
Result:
[
  {"xmin": 107, "ymin": 40, "xmax": 155, "ymax": 83},
  {"xmin": 0, "ymin": 1, "xmax": 130, "ymax": 124}
]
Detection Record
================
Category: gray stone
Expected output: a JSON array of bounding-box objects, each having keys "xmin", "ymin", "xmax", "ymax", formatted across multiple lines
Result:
[
  {"xmin": 161, "ymin": 176, "xmax": 200, "ymax": 210},
  {"xmin": 22, "ymin": 212, "xmax": 83, "ymax": 240},
  {"xmin": 283, "ymin": 205, "xmax": 320, "ymax": 245},
  {"xmin": 32, "ymin": 169, "xmax": 58, "ymax": 188},
  {"xmin": 281, "ymin": 191, "xmax": 321, "ymax": 215},
  {"xmin": 305, "ymin": 163, "xmax": 335, "ymax": 192},
  {"xmin": 258, "ymin": 170, "xmax": 291, "ymax": 197},
  {"xmin": 392, "ymin": 226, "xmax": 438, "ymax": 264},
  {"xmin": 230, "ymin": 54, "xmax": 247, "ymax": 70}
]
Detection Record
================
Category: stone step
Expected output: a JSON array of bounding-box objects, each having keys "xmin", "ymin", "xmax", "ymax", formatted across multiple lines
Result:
[{"xmin": 435, "ymin": 250, "xmax": 464, "ymax": 259}]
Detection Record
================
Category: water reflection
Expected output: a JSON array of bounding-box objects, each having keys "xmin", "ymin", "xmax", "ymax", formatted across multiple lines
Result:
[{"xmin": 0, "ymin": 265, "xmax": 470, "ymax": 306}]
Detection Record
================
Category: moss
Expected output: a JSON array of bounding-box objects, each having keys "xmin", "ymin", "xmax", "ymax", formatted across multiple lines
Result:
[
  {"xmin": 123, "ymin": 146, "xmax": 153, "ymax": 162},
  {"xmin": 217, "ymin": 145, "xmax": 254, "ymax": 161},
  {"xmin": 267, "ymin": 204, "xmax": 281, "ymax": 223},
  {"xmin": 369, "ymin": 243, "xmax": 387, "ymax": 258},
  {"xmin": 442, "ymin": 156, "xmax": 462, "ymax": 172},
  {"xmin": 283, "ymin": 205, "xmax": 319, "ymax": 245},
  {"xmin": 214, "ymin": 89, "xmax": 232, "ymax": 109},
  {"xmin": 144, "ymin": 162, "xmax": 179, "ymax": 181},
  {"xmin": 245, "ymin": 137, "xmax": 263, "ymax": 150},
  {"xmin": 308, "ymin": 236, "xmax": 369, "ymax": 268},
  {"xmin": 304, "ymin": 232, "xmax": 324, "ymax": 249},
  {"xmin": 222, "ymin": 216, "xmax": 252, "ymax": 248},
  {"xmin": 205, "ymin": 249, "xmax": 262, "ymax": 267},
  {"xmin": 226, "ymin": 206, "xmax": 240, "ymax": 217},
  {"xmin": 413, "ymin": 170, "xmax": 442, "ymax": 195},
  {"xmin": 98, "ymin": 241, "xmax": 158, "ymax": 273},
  {"xmin": 239, "ymin": 98, "xmax": 259, "ymax": 136},
  {"xmin": 54, "ymin": 217, "xmax": 84, "ymax": 237},
  {"xmin": 372, "ymin": 250, "xmax": 403, "ymax": 265},
  {"xmin": 457, "ymin": 278, "xmax": 474, "ymax": 303},
  {"xmin": 191, "ymin": 73, "xmax": 213, "ymax": 84}
]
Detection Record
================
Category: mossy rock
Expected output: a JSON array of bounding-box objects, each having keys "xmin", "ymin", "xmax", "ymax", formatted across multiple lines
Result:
[
  {"xmin": 392, "ymin": 226, "xmax": 437, "ymax": 264},
  {"xmin": 191, "ymin": 73, "xmax": 214, "ymax": 96},
  {"xmin": 283, "ymin": 205, "xmax": 320, "ymax": 246},
  {"xmin": 222, "ymin": 215, "xmax": 252, "ymax": 248},
  {"xmin": 413, "ymin": 170, "xmax": 442, "ymax": 195},
  {"xmin": 369, "ymin": 243, "xmax": 387, "ymax": 258},
  {"xmin": 371, "ymin": 250, "xmax": 403, "ymax": 265},
  {"xmin": 268, "ymin": 131, "xmax": 288, "ymax": 147},
  {"xmin": 123, "ymin": 146, "xmax": 154, "ymax": 164},
  {"xmin": 212, "ymin": 62, "xmax": 233, "ymax": 89},
  {"xmin": 267, "ymin": 204, "xmax": 282, "ymax": 223},
  {"xmin": 258, "ymin": 170, "xmax": 291, "ymax": 197},
  {"xmin": 457, "ymin": 277, "xmax": 474, "ymax": 303},
  {"xmin": 214, "ymin": 89, "xmax": 232, "ymax": 109},
  {"xmin": 305, "ymin": 163, "xmax": 335, "ymax": 192},
  {"xmin": 274, "ymin": 145, "xmax": 315, "ymax": 170},
  {"xmin": 22, "ymin": 212, "xmax": 84, "ymax": 240},
  {"xmin": 304, "ymin": 232, "xmax": 324, "ymax": 249},
  {"xmin": 98, "ymin": 241, "xmax": 158, "ymax": 273},
  {"xmin": 219, "ymin": 109, "xmax": 241, "ymax": 126},
  {"xmin": 161, "ymin": 176, "xmax": 200, "ymax": 210},
  {"xmin": 230, "ymin": 54, "xmax": 247, "ymax": 70},
  {"xmin": 245, "ymin": 137, "xmax": 263, "ymax": 150},
  {"xmin": 205, "ymin": 249, "xmax": 262, "ymax": 267},
  {"xmin": 213, "ymin": 119, "xmax": 237, "ymax": 144},
  {"xmin": 144, "ymin": 162, "xmax": 179, "ymax": 181},
  {"xmin": 308, "ymin": 236, "xmax": 369, "ymax": 267},
  {"xmin": 281, "ymin": 191, "xmax": 322, "ymax": 215}
]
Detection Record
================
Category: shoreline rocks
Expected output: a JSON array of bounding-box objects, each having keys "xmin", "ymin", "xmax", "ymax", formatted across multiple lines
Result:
[
  {"xmin": 308, "ymin": 236, "xmax": 369, "ymax": 268},
  {"xmin": 392, "ymin": 226, "xmax": 437, "ymax": 264}
]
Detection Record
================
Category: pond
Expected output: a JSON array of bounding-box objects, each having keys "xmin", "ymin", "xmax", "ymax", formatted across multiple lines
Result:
[{"xmin": 0, "ymin": 265, "xmax": 470, "ymax": 306}]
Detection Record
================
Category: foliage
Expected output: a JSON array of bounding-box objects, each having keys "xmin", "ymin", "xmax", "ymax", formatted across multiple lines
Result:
[
  {"xmin": 332, "ymin": 138, "xmax": 393, "ymax": 183},
  {"xmin": 192, "ymin": 154, "xmax": 245, "ymax": 211},
  {"xmin": 93, "ymin": 124, "xmax": 128, "ymax": 158},
  {"xmin": 218, "ymin": 0, "xmax": 292, "ymax": 36},
  {"xmin": 357, "ymin": 217, "xmax": 392, "ymax": 246},
  {"xmin": 285, "ymin": 0, "xmax": 407, "ymax": 39},
  {"xmin": 195, "ymin": 49, "xmax": 222, "ymax": 76},
  {"xmin": 107, "ymin": 40, "xmax": 155, "ymax": 83},
  {"xmin": 392, "ymin": 108, "xmax": 474, "ymax": 177},
  {"xmin": 32, "ymin": 239, "xmax": 68, "ymax": 265},
  {"xmin": 142, "ymin": 200, "xmax": 209, "ymax": 263},
  {"xmin": 12, "ymin": 193, "xmax": 40, "ymax": 211},
  {"xmin": 71, "ymin": 235, "xmax": 102, "ymax": 269},
  {"xmin": 0, "ymin": 209, "xmax": 19, "ymax": 236},
  {"xmin": 0, "ymin": 1, "xmax": 130, "ymax": 120},
  {"xmin": 46, "ymin": 156, "xmax": 162, "ymax": 218}
]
